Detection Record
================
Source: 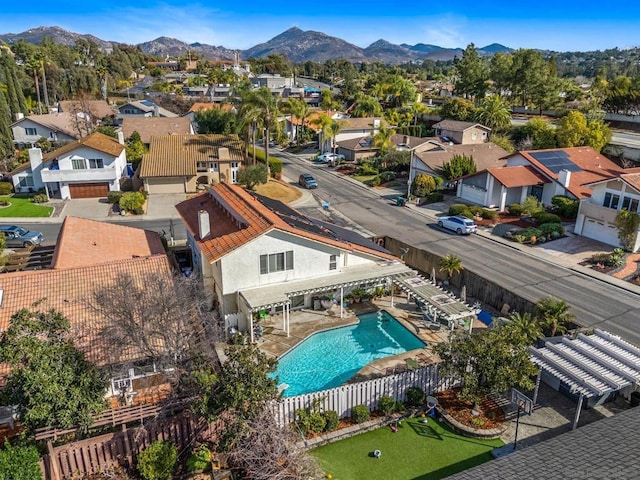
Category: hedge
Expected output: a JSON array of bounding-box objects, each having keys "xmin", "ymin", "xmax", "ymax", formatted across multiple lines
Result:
[
  {"xmin": 508, "ymin": 203, "xmax": 524, "ymax": 216},
  {"xmin": 533, "ymin": 211, "xmax": 562, "ymax": 225}
]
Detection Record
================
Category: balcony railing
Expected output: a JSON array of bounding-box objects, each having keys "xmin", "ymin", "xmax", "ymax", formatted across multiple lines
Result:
[{"xmin": 41, "ymin": 167, "xmax": 117, "ymax": 183}]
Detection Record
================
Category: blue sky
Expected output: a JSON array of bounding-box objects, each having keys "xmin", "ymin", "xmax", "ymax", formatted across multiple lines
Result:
[{"xmin": 1, "ymin": 1, "xmax": 639, "ymax": 52}]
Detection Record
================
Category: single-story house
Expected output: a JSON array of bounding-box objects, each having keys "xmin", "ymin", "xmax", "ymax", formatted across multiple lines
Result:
[
  {"xmin": 10, "ymin": 132, "xmax": 127, "ymax": 199},
  {"xmin": 432, "ymin": 120, "xmax": 491, "ymax": 144},
  {"xmin": 575, "ymin": 170, "xmax": 640, "ymax": 251},
  {"xmin": 282, "ymin": 110, "xmax": 346, "ymax": 145},
  {"xmin": 122, "ymin": 116, "xmax": 195, "ymax": 148},
  {"xmin": 139, "ymin": 134, "xmax": 244, "ymax": 194},
  {"xmin": 338, "ymin": 134, "xmax": 436, "ymax": 162},
  {"xmin": 457, "ymin": 147, "xmax": 625, "ymax": 213}
]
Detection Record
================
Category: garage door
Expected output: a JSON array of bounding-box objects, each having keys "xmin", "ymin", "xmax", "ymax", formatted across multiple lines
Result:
[
  {"xmin": 69, "ymin": 183, "xmax": 109, "ymax": 198},
  {"xmin": 582, "ymin": 218, "xmax": 620, "ymax": 247},
  {"xmin": 146, "ymin": 177, "xmax": 185, "ymax": 194}
]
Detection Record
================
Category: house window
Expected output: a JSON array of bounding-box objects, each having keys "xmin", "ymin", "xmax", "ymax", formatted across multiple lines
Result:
[
  {"xmin": 18, "ymin": 176, "xmax": 34, "ymax": 187},
  {"xmin": 621, "ymin": 197, "xmax": 640, "ymax": 212},
  {"xmin": 603, "ymin": 192, "xmax": 620, "ymax": 209},
  {"xmin": 71, "ymin": 158, "xmax": 86, "ymax": 170},
  {"xmin": 25, "ymin": 127, "xmax": 37, "ymax": 136},
  {"xmin": 259, "ymin": 250, "xmax": 294, "ymax": 274},
  {"xmin": 88, "ymin": 158, "xmax": 104, "ymax": 169},
  {"xmin": 471, "ymin": 132, "xmax": 477, "ymax": 140},
  {"xmin": 329, "ymin": 254, "xmax": 337, "ymax": 270},
  {"xmin": 196, "ymin": 162, "xmax": 207, "ymax": 172}
]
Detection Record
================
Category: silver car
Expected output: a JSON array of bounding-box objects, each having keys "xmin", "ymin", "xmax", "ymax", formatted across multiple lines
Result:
[{"xmin": 0, "ymin": 225, "xmax": 45, "ymax": 248}]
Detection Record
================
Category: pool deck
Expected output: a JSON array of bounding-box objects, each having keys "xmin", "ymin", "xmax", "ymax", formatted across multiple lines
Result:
[{"xmin": 257, "ymin": 295, "xmax": 485, "ymax": 381}]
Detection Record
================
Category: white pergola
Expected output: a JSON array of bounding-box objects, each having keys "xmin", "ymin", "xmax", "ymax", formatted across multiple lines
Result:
[{"xmin": 530, "ymin": 329, "xmax": 640, "ymax": 430}]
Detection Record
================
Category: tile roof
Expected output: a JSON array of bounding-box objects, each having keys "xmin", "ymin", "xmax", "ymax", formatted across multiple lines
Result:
[
  {"xmin": 188, "ymin": 102, "xmax": 235, "ymax": 113},
  {"xmin": 447, "ymin": 407, "xmax": 640, "ymax": 480},
  {"xmin": 122, "ymin": 117, "xmax": 193, "ymax": 145},
  {"xmin": 175, "ymin": 183, "xmax": 398, "ymax": 264},
  {"xmin": 519, "ymin": 147, "xmax": 623, "ymax": 199},
  {"xmin": 57, "ymin": 100, "xmax": 115, "ymax": 120},
  {"xmin": 487, "ymin": 165, "xmax": 549, "ymax": 188},
  {"xmin": 0, "ymin": 255, "xmax": 173, "ymax": 377},
  {"xmin": 415, "ymin": 142, "xmax": 509, "ymax": 172},
  {"xmin": 51, "ymin": 217, "xmax": 166, "ymax": 269},
  {"xmin": 340, "ymin": 117, "xmax": 388, "ymax": 131},
  {"xmin": 11, "ymin": 112, "xmax": 81, "ymax": 138},
  {"xmin": 42, "ymin": 131, "xmax": 125, "ymax": 162},
  {"xmin": 432, "ymin": 120, "xmax": 490, "ymax": 132},
  {"xmin": 140, "ymin": 134, "xmax": 244, "ymax": 178},
  {"xmin": 620, "ymin": 172, "xmax": 640, "ymax": 192}
]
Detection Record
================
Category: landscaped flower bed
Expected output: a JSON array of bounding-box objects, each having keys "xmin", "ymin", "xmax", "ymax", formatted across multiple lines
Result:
[{"xmin": 437, "ymin": 388, "xmax": 505, "ymax": 430}]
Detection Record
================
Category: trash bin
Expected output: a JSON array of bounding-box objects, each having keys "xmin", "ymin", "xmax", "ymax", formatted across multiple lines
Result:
[
  {"xmin": 631, "ymin": 391, "xmax": 640, "ymax": 408},
  {"xmin": 396, "ymin": 196, "xmax": 406, "ymax": 206}
]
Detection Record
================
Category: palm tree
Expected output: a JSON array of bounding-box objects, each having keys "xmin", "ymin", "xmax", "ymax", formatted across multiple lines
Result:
[
  {"xmin": 439, "ymin": 254, "xmax": 463, "ymax": 284},
  {"xmin": 474, "ymin": 94, "xmax": 512, "ymax": 133},
  {"xmin": 284, "ymin": 98, "xmax": 309, "ymax": 147},
  {"xmin": 505, "ymin": 312, "xmax": 542, "ymax": 344},
  {"xmin": 373, "ymin": 125, "xmax": 396, "ymax": 169},
  {"xmin": 325, "ymin": 119, "xmax": 341, "ymax": 156},
  {"xmin": 535, "ymin": 296, "xmax": 575, "ymax": 337},
  {"xmin": 239, "ymin": 87, "xmax": 280, "ymax": 175},
  {"xmin": 26, "ymin": 56, "xmax": 42, "ymax": 114}
]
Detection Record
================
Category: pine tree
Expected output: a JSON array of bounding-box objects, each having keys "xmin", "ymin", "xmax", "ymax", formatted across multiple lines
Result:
[{"xmin": 0, "ymin": 88, "xmax": 15, "ymax": 159}]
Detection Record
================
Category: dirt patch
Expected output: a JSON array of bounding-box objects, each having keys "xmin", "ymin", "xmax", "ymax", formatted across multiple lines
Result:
[
  {"xmin": 254, "ymin": 179, "xmax": 302, "ymax": 204},
  {"xmin": 475, "ymin": 214, "xmax": 532, "ymax": 229},
  {"xmin": 437, "ymin": 388, "xmax": 505, "ymax": 430}
]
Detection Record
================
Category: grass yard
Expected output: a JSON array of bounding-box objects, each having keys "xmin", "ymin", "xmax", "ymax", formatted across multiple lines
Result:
[
  {"xmin": 0, "ymin": 196, "xmax": 53, "ymax": 217},
  {"xmin": 352, "ymin": 174, "xmax": 377, "ymax": 184},
  {"xmin": 254, "ymin": 179, "xmax": 302, "ymax": 204},
  {"xmin": 311, "ymin": 417, "xmax": 503, "ymax": 480}
]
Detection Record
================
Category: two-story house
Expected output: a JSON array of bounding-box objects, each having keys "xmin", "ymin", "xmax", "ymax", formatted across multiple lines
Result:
[
  {"xmin": 10, "ymin": 132, "xmax": 127, "ymax": 199},
  {"xmin": 319, "ymin": 116, "xmax": 387, "ymax": 153},
  {"xmin": 432, "ymin": 120, "xmax": 491, "ymax": 144},
  {"xmin": 11, "ymin": 112, "xmax": 82, "ymax": 149},
  {"xmin": 116, "ymin": 99, "xmax": 179, "ymax": 119},
  {"xmin": 176, "ymin": 183, "xmax": 415, "ymax": 339}
]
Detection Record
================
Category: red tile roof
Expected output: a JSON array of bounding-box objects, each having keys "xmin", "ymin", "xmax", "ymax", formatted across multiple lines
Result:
[
  {"xmin": 488, "ymin": 165, "xmax": 550, "ymax": 188},
  {"xmin": 51, "ymin": 217, "xmax": 166, "ymax": 269},
  {"xmin": 176, "ymin": 183, "xmax": 398, "ymax": 264},
  {"xmin": 620, "ymin": 172, "xmax": 640, "ymax": 192}
]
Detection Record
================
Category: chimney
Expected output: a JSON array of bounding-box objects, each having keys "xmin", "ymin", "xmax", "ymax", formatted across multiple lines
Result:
[
  {"xmin": 404, "ymin": 135, "xmax": 410, "ymax": 147},
  {"xmin": 117, "ymin": 131, "xmax": 125, "ymax": 145},
  {"xmin": 153, "ymin": 105, "xmax": 159, "ymax": 117},
  {"xmin": 217, "ymin": 147, "xmax": 230, "ymax": 160},
  {"xmin": 198, "ymin": 210, "xmax": 210, "ymax": 239},
  {"xmin": 558, "ymin": 169, "xmax": 571, "ymax": 188},
  {"xmin": 29, "ymin": 148, "xmax": 43, "ymax": 170},
  {"xmin": 14, "ymin": 112, "xmax": 24, "ymax": 121}
]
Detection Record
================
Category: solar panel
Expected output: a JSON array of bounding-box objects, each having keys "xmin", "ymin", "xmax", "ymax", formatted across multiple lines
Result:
[{"xmin": 530, "ymin": 150, "xmax": 582, "ymax": 174}]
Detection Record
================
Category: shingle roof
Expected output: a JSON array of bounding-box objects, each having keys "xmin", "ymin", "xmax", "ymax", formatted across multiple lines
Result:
[
  {"xmin": 57, "ymin": 100, "xmax": 114, "ymax": 120},
  {"xmin": 118, "ymin": 100, "xmax": 178, "ymax": 118},
  {"xmin": 175, "ymin": 183, "xmax": 398, "ymax": 264},
  {"xmin": 340, "ymin": 117, "xmax": 388, "ymax": 131},
  {"xmin": 432, "ymin": 120, "xmax": 490, "ymax": 132},
  {"xmin": 415, "ymin": 142, "xmax": 509, "ymax": 173},
  {"xmin": 446, "ymin": 407, "xmax": 640, "ymax": 480},
  {"xmin": 340, "ymin": 133, "xmax": 434, "ymax": 152},
  {"xmin": 51, "ymin": 217, "xmax": 166, "ymax": 269},
  {"xmin": 139, "ymin": 134, "xmax": 244, "ymax": 178},
  {"xmin": 122, "ymin": 117, "xmax": 193, "ymax": 145},
  {"xmin": 519, "ymin": 147, "xmax": 623, "ymax": 199},
  {"xmin": 42, "ymin": 131, "xmax": 125, "ymax": 162},
  {"xmin": 10, "ymin": 112, "xmax": 81, "ymax": 138},
  {"xmin": 0, "ymin": 255, "xmax": 173, "ymax": 376},
  {"xmin": 488, "ymin": 165, "xmax": 549, "ymax": 188}
]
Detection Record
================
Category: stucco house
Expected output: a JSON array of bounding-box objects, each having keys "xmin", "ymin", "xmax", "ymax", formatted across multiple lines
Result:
[
  {"xmin": 10, "ymin": 132, "xmax": 127, "ymax": 199},
  {"xmin": 432, "ymin": 120, "xmax": 491, "ymax": 144},
  {"xmin": 139, "ymin": 134, "xmax": 243, "ymax": 194},
  {"xmin": 175, "ymin": 183, "xmax": 417, "ymax": 338},
  {"xmin": 338, "ymin": 134, "xmax": 435, "ymax": 162},
  {"xmin": 319, "ymin": 117, "xmax": 387, "ymax": 153},
  {"xmin": 122, "ymin": 116, "xmax": 195, "ymax": 148},
  {"xmin": 457, "ymin": 147, "xmax": 625, "ymax": 213},
  {"xmin": 116, "ymin": 99, "xmax": 179, "ymax": 119},
  {"xmin": 11, "ymin": 112, "xmax": 83, "ymax": 149},
  {"xmin": 575, "ymin": 171, "xmax": 640, "ymax": 251}
]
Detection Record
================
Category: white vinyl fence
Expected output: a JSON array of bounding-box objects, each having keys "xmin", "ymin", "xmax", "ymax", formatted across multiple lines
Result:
[{"xmin": 272, "ymin": 363, "xmax": 454, "ymax": 426}]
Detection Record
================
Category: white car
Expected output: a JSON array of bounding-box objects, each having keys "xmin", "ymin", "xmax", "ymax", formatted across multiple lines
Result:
[
  {"xmin": 314, "ymin": 152, "xmax": 336, "ymax": 163},
  {"xmin": 437, "ymin": 216, "xmax": 477, "ymax": 235}
]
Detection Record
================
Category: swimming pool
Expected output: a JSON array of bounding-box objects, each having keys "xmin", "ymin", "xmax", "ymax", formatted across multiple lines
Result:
[{"xmin": 272, "ymin": 310, "xmax": 425, "ymax": 397}]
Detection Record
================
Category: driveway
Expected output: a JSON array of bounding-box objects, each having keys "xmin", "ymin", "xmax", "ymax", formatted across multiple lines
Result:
[
  {"xmin": 61, "ymin": 198, "xmax": 111, "ymax": 220},
  {"xmin": 144, "ymin": 194, "xmax": 186, "ymax": 219}
]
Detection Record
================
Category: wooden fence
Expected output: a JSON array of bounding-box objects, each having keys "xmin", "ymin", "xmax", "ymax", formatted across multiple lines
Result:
[
  {"xmin": 272, "ymin": 364, "xmax": 452, "ymax": 426},
  {"xmin": 40, "ymin": 413, "xmax": 213, "ymax": 480}
]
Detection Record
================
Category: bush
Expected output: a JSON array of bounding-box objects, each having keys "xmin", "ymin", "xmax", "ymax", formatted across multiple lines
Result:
[
  {"xmin": 468, "ymin": 205, "xmax": 483, "ymax": 216},
  {"xmin": 0, "ymin": 441, "xmax": 42, "ymax": 480},
  {"xmin": 364, "ymin": 175, "xmax": 381, "ymax": 187},
  {"xmin": 425, "ymin": 191, "xmax": 444, "ymax": 203},
  {"xmin": 137, "ymin": 440, "xmax": 177, "ymax": 480},
  {"xmin": 521, "ymin": 195, "xmax": 544, "ymax": 215},
  {"xmin": 107, "ymin": 191, "xmax": 123, "ymax": 204},
  {"xmin": 356, "ymin": 163, "xmax": 378, "ymax": 176},
  {"xmin": 294, "ymin": 408, "xmax": 311, "ymax": 437},
  {"xmin": 269, "ymin": 157, "xmax": 282, "ymax": 178},
  {"xmin": 186, "ymin": 445, "xmax": 211, "ymax": 472},
  {"xmin": 0, "ymin": 182, "xmax": 13, "ymax": 195},
  {"xmin": 351, "ymin": 404, "xmax": 370, "ymax": 424},
  {"xmin": 308, "ymin": 411, "xmax": 327, "ymax": 433},
  {"xmin": 508, "ymin": 203, "xmax": 524, "ymax": 216},
  {"xmin": 411, "ymin": 173, "xmax": 436, "ymax": 197},
  {"xmin": 551, "ymin": 195, "xmax": 579, "ymax": 218},
  {"xmin": 449, "ymin": 204, "xmax": 471, "ymax": 216},
  {"xmin": 378, "ymin": 396, "xmax": 396, "ymax": 416},
  {"xmin": 322, "ymin": 410, "xmax": 340, "ymax": 432},
  {"xmin": 119, "ymin": 191, "xmax": 145, "ymax": 213},
  {"xmin": 379, "ymin": 171, "xmax": 396, "ymax": 182},
  {"xmin": 406, "ymin": 386, "xmax": 425, "ymax": 407},
  {"xmin": 481, "ymin": 209, "xmax": 497, "ymax": 220},
  {"xmin": 32, "ymin": 193, "xmax": 48, "ymax": 203},
  {"xmin": 533, "ymin": 211, "xmax": 562, "ymax": 225},
  {"xmin": 538, "ymin": 223, "xmax": 564, "ymax": 237}
]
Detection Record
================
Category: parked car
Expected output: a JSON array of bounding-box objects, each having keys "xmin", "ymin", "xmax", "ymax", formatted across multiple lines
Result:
[
  {"xmin": 437, "ymin": 216, "xmax": 477, "ymax": 235},
  {"xmin": 314, "ymin": 152, "xmax": 336, "ymax": 164},
  {"xmin": 0, "ymin": 225, "xmax": 45, "ymax": 248},
  {"xmin": 298, "ymin": 173, "xmax": 318, "ymax": 189}
]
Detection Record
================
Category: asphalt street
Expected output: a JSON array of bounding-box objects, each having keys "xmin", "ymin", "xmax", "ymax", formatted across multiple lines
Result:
[{"xmin": 275, "ymin": 149, "xmax": 640, "ymax": 346}]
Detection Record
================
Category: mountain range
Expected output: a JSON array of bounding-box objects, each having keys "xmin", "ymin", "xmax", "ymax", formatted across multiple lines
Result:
[{"xmin": 0, "ymin": 26, "xmax": 513, "ymax": 64}]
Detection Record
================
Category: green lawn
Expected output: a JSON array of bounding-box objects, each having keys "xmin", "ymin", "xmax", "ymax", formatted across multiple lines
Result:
[
  {"xmin": 311, "ymin": 417, "xmax": 504, "ymax": 480},
  {"xmin": 0, "ymin": 196, "xmax": 53, "ymax": 217},
  {"xmin": 352, "ymin": 174, "xmax": 377, "ymax": 184}
]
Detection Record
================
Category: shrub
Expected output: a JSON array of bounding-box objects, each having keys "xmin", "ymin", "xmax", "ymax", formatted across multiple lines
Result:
[
  {"xmin": 322, "ymin": 410, "xmax": 340, "ymax": 432},
  {"xmin": 533, "ymin": 211, "xmax": 562, "ymax": 225},
  {"xmin": 0, "ymin": 182, "xmax": 13, "ymax": 195},
  {"xmin": 508, "ymin": 203, "xmax": 524, "ymax": 216},
  {"xmin": 471, "ymin": 417, "xmax": 485, "ymax": 427},
  {"xmin": 308, "ymin": 411, "xmax": 327, "ymax": 433},
  {"xmin": 521, "ymin": 195, "xmax": 544, "ymax": 215},
  {"xmin": 351, "ymin": 404, "xmax": 370, "ymax": 424},
  {"xmin": 538, "ymin": 223, "xmax": 564, "ymax": 237},
  {"xmin": 551, "ymin": 195, "xmax": 579, "ymax": 218},
  {"xmin": 468, "ymin": 205, "xmax": 483, "ymax": 216},
  {"xmin": 405, "ymin": 386, "xmax": 425, "ymax": 407},
  {"xmin": 364, "ymin": 175, "xmax": 381, "ymax": 187},
  {"xmin": 137, "ymin": 440, "xmax": 177, "ymax": 480},
  {"xmin": 0, "ymin": 441, "xmax": 42, "ymax": 480},
  {"xmin": 520, "ymin": 227, "xmax": 543, "ymax": 241},
  {"xmin": 379, "ymin": 171, "xmax": 396, "ymax": 182},
  {"xmin": 294, "ymin": 408, "xmax": 311, "ymax": 437},
  {"xmin": 411, "ymin": 173, "xmax": 436, "ymax": 197},
  {"xmin": 356, "ymin": 162, "xmax": 378, "ymax": 176},
  {"xmin": 119, "ymin": 191, "xmax": 145, "ymax": 213},
  {"xmin": 378, "ymin": 396, "xmax": 396, "ymax": 416},
  {"xmin": 32, "ymin": 193, "xmax": 48, "ymax": 203},
  {"xmin": 107, "ymin": 191, "xmax": 123, "ymax": 204},
  {"xmin": 481, "ymin": 209, "xmax": 497, "ymax": 220},
  {"xmin": 186, "ymin": 445, "xmax": 211, "ymax": 472},
  {"xmin": 269, "ymin": 157, "xmax": 283, "ymax": 178},
  {"xmin": 449, "ymin": 204, "xmax": 471, "ymax": 216},
  {"xmin": 425, "ymin": 191, "xmax": 444, "ymax": 203}
]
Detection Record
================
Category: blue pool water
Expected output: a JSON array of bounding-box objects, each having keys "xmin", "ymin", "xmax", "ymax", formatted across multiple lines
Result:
[{"xmin": 272, "ymin": 310, "xmax": 425, "ymax": 397}]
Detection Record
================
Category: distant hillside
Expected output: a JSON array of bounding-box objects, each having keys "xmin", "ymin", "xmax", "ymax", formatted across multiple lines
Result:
[
  {"xmin": 137, "ymin": 36, "xmax": 235, "ymax": 61},
  {"xmin": 0, "ymin": 26, "xmax": 114, "ymax": 52}
]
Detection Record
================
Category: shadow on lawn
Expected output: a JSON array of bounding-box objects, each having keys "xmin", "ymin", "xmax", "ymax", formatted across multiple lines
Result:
[
  {"xmin": 407, "ymin": 418, "xmax": 500, "ymax": 449},
  {"xmin": 412, "ymin": 453, "xmax": 496, "ymax": 480}
]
